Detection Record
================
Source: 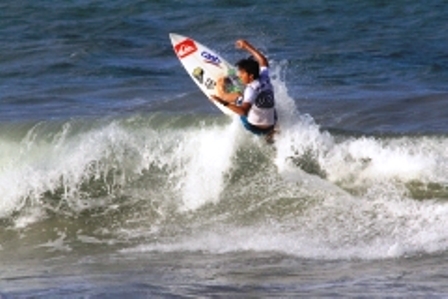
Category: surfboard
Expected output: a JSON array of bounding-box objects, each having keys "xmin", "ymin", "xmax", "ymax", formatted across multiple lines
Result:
[{"xmin": 169, "ymin": 33, "xmax": 242, "ymax": 115}]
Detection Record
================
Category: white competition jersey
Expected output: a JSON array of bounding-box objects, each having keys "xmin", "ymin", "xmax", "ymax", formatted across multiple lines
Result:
[{"xmin": 242, "ymin": 66, "xmax": 276, "ymax": 126}]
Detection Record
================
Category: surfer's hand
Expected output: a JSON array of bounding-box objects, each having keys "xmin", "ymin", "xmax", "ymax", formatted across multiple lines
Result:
[{"xmin": 235, "ymin": 39, "xmax": 248, "ymax": 49}]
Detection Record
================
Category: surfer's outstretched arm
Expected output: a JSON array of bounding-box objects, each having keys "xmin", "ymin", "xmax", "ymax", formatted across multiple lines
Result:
[{"xmin": 235, "ymin": 39, "xmax": 268, "ymax": 67}]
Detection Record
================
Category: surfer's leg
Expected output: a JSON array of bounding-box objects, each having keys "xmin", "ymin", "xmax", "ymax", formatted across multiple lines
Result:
[
  {"xmin": 264, "ymin": 128, "xmax": 277, "ymax": 144},
  {"xmin": 265, "ymin": 111, "xmax": 279, "ymax": 143}
]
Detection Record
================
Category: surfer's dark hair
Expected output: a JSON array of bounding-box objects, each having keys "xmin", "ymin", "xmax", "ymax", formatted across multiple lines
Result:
[{"xmin": 235, "ymin": 57, "xmax": 260, "ymax": 79}]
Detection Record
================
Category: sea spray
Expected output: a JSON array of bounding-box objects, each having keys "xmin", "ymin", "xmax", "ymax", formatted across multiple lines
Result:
[{"xmin": 2, "ymin": 63, "xmax": 448, "ymax": 260}]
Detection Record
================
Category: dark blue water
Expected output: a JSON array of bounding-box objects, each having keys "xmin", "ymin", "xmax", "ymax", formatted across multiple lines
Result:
[{"xmin": 2, "ymin": 1, "xmax": 448, "ymax": 297}]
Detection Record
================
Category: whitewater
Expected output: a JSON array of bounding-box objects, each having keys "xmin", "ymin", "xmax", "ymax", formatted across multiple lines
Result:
[
  {"xmin": 2, "ymin": 1, "xmax": 448, "ymax": 296},
  {"xmin": 1, "ymin": 66, "xmax": 447, "ymax": 265}
]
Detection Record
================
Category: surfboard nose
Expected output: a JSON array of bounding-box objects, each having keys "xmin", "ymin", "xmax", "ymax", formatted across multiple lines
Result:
[{"xmin": 169, "ymin": 33, "xmax": 186, "ymax": 43}]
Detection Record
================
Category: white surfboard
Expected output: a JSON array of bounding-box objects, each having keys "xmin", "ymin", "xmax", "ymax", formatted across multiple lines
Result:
[{"xmin": 169, "ymin": 33, "xmax": 242, "ymax": 115}]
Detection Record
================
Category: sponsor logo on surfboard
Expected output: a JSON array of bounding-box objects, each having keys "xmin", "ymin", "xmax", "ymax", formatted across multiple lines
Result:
[
  {"xmin": 201, "ymin": 51, "xmax": 222, "ymax": 68},
  {"xmin": 204, "ymin": 78, "xmax": 216, "ymax": 89},
  {"xmin": 192, "ymin": 67, "xmax": 204, "ymax": 83},
  {"xmin": 174, "ymin": 39, "xmax": 197, "ymax": 58}
]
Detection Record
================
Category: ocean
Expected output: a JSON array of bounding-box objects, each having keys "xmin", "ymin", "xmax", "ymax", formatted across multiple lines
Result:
[{"xmin": 1, "ymin": 0, "xmax": 448, "ymax": 297}]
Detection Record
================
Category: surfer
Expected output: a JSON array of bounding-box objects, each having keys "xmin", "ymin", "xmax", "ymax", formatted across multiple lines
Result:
[{"xmin": 211, "ymin": 39, "xmax": 277, "ymax": 142}]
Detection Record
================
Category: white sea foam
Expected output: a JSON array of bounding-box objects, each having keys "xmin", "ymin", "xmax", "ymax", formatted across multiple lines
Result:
[
  {"xmin": 0, "ymin": 116, "xmax": 244, "ymax": 222},
  {"xmin": 123, "ymin": 181, "xmax": 448, "ymax": 259},
  {"xmin": 271, "ymin": 62, "xmax": 447, "ymax": 188},
  {"xmin": 175, "ymin": 119, "xmax": 241, "ymax": 210},
  {"xmin": 122, "ymin": 63, "xmax": 448, "ymax": 260},
  {"xmin": 3, "ymin": 63, "xmax": 448, "ymax": 259}
]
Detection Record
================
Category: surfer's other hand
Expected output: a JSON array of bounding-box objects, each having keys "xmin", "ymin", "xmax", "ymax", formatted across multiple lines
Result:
[
  {"xmin": 216, "ymin": 77, "xmax": 226, "ymax": 85},
  {"xmin": 215, "ymin": 77, "xmax": 226, "ymax": 95}
]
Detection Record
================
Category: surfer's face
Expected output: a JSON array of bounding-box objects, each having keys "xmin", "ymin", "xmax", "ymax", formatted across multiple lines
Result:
[{"xmin": 237, "ymin": 69, "xmax": 254, "ymax": 85}]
